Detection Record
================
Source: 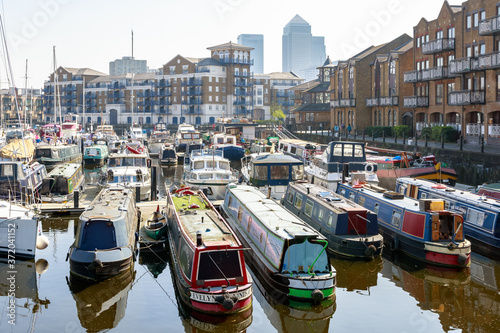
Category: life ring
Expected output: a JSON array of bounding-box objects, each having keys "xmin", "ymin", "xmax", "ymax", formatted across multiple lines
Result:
[
  {"xmin": 390, "ymin": 237, "xmax": 400, "ymax": 251},
  {"xmin": 432, "ymin": 184, "xmax": 447, "ymax": 189},
  {"xmin": 353, "ymin": 184, "xmax": 363, "ymax": 188},
  {"xmin": 365, "ymin": 163, "xmax": 375, "ymax": 173},
  {"xmin": 138, "ymin": 146, "xmax": 144, "ymax": 153},
  {"xmin": 175, "ymin": 187, "xmax": 191, "ymax": 193},
  {"xmin": 179, "ymin": 190, "xmax": 195, "ymax": 196}
]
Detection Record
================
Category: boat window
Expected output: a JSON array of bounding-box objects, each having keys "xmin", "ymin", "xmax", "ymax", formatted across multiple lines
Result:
[
  {"xmin": 80, "ymin": 221, "xmax": 117, "ymax": 250},
  {"xmin": 287, "ymin": 190, "xmax": 294, "ymax": 203},
  {"xmin": 354, "ymin": 145, "xmax": 363, "ymax": 157},
  {"xmin": 247, "ymin": 216, "xmax": 252, "ymax": 232},
  {"xmin": 296, "ymin": 148, "xmax": 303, "ymax": 158},
  {"xmin": 198, "ymin": 250, "xmax": 242, "ymax": 280},
  {"xmin": 399, "ymin": 186, "xmax": 406, "ymax": 194},
  {"xmin": 271, "ymin": 165, "xmax": 289, "ymax": 180},
  {"xmin": 219, "ymin": 161, "xmax": 229, "ymax": 170},
  {"xmin": 199, "ymin": 174, "xmax": 212, "ymax": 180},
  {"xmin": 290, "ymin": 146, "xmax": 297, "ymax": 154},
  {"xmin": 281, "ymin": 239, "xmax": 329, "ymax": 274},
  {"xmin": 292, "ymin": 165, "xmax": 304, "ymax": 180},
  {"xmin": 343, "ymin": 144, "xmax": 353, "ymax": 157},
  {"xmin": 227, "ymin": 137, "xmax": 234, "ymax": 144},
  {"xmin": 333, "ymin": 144, "xmax": 343, "ymax": 156},
  {"xmin": 391, "ymin": 211, "xmax": 401, "ymax": 227},
  {"xmin": 193, "ymin": 161, "xmax": 204, "ymax": 169},
  {"xmin": 374, "ymin": 203, "xmax": 380, "ymax": 214},
  {"xmin": 467, "ymin": 208, "xmax": 485, "ymax": 227},
  {"xmin": 237, "ymin": 207, "xmax": 243, "ymax": 222},
  {"xmin": 36, "ymin": 149, "xmax": 52, "ymax": 158},
  {"xmin": 254, "ymin": 165, "xmax": 268, "ymax": 181},
  {"xmin": 294, "ymin": 193, "xmax": 303, "ymax": 208},
  {"xmin": 349, "ymin": 192, "xmax": 355, "ymax": 201},
  {"xmin": 340, "ymin": 189, "xmax": 346, "ymax": 197},
  {"xmin": 318, "ymin": 209, "xmax": 324, "ymax": 221},
  {"xmin": 0, "ymin": 164, "xmax": 14, "ymax": 178},
  {"xmin": 51, "ymin": 149, "xmax": 59, "ymax": 158},
  {"xmin": 358, "ymin": 196, "xmax": 365, "ymax": 206},
  {"xmin": 305, "ymin": 199, "xmax": 313, "ymax": 217},
  {"xmin": 206, "ymin": 161, "xmax": 215, "ymax": 168},
  {"xmin": 421, "ymin": 193, "xmax": 427, "ymax": 199}
]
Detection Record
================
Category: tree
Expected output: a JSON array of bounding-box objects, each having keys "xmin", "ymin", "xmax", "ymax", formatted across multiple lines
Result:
[{"xmin": 270, "ymin": 103, "xmax": 285, "ymax": 125}]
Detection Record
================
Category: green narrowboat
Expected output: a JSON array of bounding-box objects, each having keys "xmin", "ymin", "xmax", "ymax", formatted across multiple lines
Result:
[
  {"xmin": 83, "ymin": 144, "xmax": 109, "ymax": 166},
  {"xmin": 39, "ymin": 163, "xmax": 85, "ymax": 203}
]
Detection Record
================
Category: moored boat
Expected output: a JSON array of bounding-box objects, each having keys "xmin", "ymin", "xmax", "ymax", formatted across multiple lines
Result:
[
  {"xmin": 159, "ymin": 144, "xmax": 177, "ymax": 166},
  {"xmin": 222, "ymin": 184, "xmax": 336, "ymax": 304},
  {"xmin": 35, "ymin": 144, "xmax": 81, "ymax": 168},
  {"xmin": 39, "ymin": 163, "xmax": 85, "ymax": 203},
  {"xmin": 166, "ymin": 187, "xmax": 252, "ymax": 315},
  {"xmin": 68, "ymin": 187, "xmax": 139, "ymax": 281},
  {"xmin": 282, "ymin": 182, "xmax": 383, "ymax": 259},
  {"xmin": 396, "ymin": 177, "xmax": 500, "ymax": 260},
  {"xmin": 211, "ymin": 133, "xmax": 245, "ymax": 161},
  {"xmin": 144, "ymin": 207, "xmax": 168, "ymax": 240},
  {"xmin": 336, "ymin": 182, "xmax": 471, "ymax": 268},
  {"xmin": 0, "ymin": 161, "xmax": 47, "ymax": 202},
  {"xmin": 83, "ymin": 144, "xmax": 109, "ymax": 166}
]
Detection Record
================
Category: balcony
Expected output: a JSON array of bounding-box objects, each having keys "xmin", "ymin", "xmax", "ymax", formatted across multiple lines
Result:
[
  {"xmin": 181, "ymin": 79, "xmax": 203, "ymax": 86},
  {"xmin": 421, "ymin": 66, "xmax": 452, "ymax": 81},
  {"xmin": 157, "ymin": 80, "xmax": 171, "ymax": 87},
  {"xmin": 279, "ymin": 100, "xmax": 295, "ymax": 106},
  {"xmin": 479, "ymin": 15, "xmax": 500, "ymax": 35},
  {"xmin": 234, "ymin": 72, "xmax": 251, "ymax": 77},
  {"xmin": 366, "ymin": 98, "xmax": 379, "ymax": 107},
  {"xmin": 233, "ymin": 100, "xmax": 252, "ymax": 106},
  {"xmin": 477, "ymin": 51, "xmax": 500, "ymax": 70},
  {"xmin": 234, "ymin": 90, "xmax": 250, "ymax": 96},
  {"xmin": 403, "ymin": 96, "xmax": 429, "ymax": 108},
  {"xmin": 448, "ymin": 90, "xmax": 485, "ymax": 106},
  {"xmin": 158, "ymin": 89, "xmax": 171, "ymax": 97},
  {"xmin": 403, "ymin": 70, "xmax": 421, "ymax": 83},
  {"xmin": 330, "ymin": 98, "xmax": 355, "ymax": 108},
  {"xmin": 379, "ymin": 96, "xmax": 399, "ymax": 106},
  {"xmin": 422, "ymin": 38, "xmax": 455, "ymax": 54},
  {"xmin": 181, "ymin": 99, "xmax": 203, "ymax": 105},
  {"xmin": 219, "ymin": 57, "xmax": 253, "ymax": 65},
  {"xmin": 449, "ymin": 57, "xmax": 478, "ymax": 74},
  {"xmin": 234, "ymin": 80, "xmax": 252, "ymax": 87},
  {"xmin": 181, "ymin": 89, "xmax": 203, "ymax": 96}
]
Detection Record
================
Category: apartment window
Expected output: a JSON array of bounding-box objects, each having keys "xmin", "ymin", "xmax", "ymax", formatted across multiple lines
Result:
[
  {"xmin": 466, "ymin": 14, "xmax": 472, "ymax": 29},
  {"xmin": 417, "ymin": 37, "xmax": 420, "ymax": 48},
  {"xmin": 169, "ymin": 66, "xmax": 175, "ymax": 75},
  {"xmin": 209, "ymin": 96, "xmax": 212, "ymax": 102},
  {"xmin": 182, "ymin": 65, "xmax": 188, "ymax": 74},
  {"xmin": 448, "ymin": 26, "xmax": 455, "ymax": 38},
  {"xmin": 264, "ymin": 97, "xmax": 268, "ymax": 103},
  {"xmin": 436, "ymin": 84, "xmax": 443, "ymax": 105},
  {"xmin": 480, "ymin": 43, "xmax": 486, "ymax": 55},
  {"xmin": 426, "ymin": 35, "xmax": 429, "ymax": 42},
  {"xmin": 436, "ymin": 30, "xmax": 443, "ymax": 39},
  {"xmin": 209, "ymin": 105, "xmax": 212, "ymax": 110},
  {"xmin": 448, "ymin": 54, "xmax": 455, "ymax": 64},
  {"xmin": 216, "ymin": 96, "xmax": 219, "ymax": 102},
  {"xmin": 305, "ymin": 113, "xmax": 315, "ymax": 122},
  {"xmin": 436, "ymin": 57, "xmax": 444, "ymax": 67},
  {"xmin": 497, "ymin": 73, "xmax": 500, "ymax": 101},
  {"xmin": 416, "ymin": 62, "xmax": 421, "ymax": 71},
  {"xmin": 209, "ymin": 86, "xmax": 212, "ymax": 92},
  {"xmin": 216, "ymin": 86, "xmax": 219, "ymax": 92},
  {"xmin": 466, "ymin": 46, "xmax": 472, "ymax": 58},
  {"xmin": 480, "ymin": 10, "xmax": 486, "ymax": 22},
  {"xmin": 215, "ymin": 77, "xmax": 219, "ymax": 83},
  {"xmin": 62, "ymin": 74, "xmax": 67, "ymax": 81},
  {"xmin": 222, "ymin": 87, "xmax": 226, "ymax": 93},
  {"xmin": 425, "ymin": 60, "xmax": 429, "ymax": 69},
  {"xmin": 222, "ymin": 96, "xmax": 226, "ymax": 102},
  {"xmin": 448, "ymin": 82, "xmax": 455, "ymax": 93},
  {"xmin": 222, "ymin": 105, "xmax": 225, "ymax": 110},
  {"xmin": 209, "ymin": 77, "xmax": 212, "ymax": 83},
  {"xmin": 473, "ymin": 45, "xmax": 479, "ymax": 57},
  {"xmin": 473, "ymin": 12, "xmax": 479, "ymax": 27},
  {"xmin": 389, "ymin": 60, "xmax": 396, "ymax": 74}
]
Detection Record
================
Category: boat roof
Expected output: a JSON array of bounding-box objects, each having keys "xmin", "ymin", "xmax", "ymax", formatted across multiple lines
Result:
[
  {"xmin": 109, "ymin": 152, "xmax": 148, "ymax": 158},
  {"xmin": 289, "ymin": 182, "xmax": 369, "ymax": 213},
  {"xmin": 397, "ymin": 177, "xmax": 500, "ymax": 209},
  {"xmin": 81, "ymin": 188, "xmax": 133, "ymax": 221},
  {"xmin": 250, "ymin": 154, "xmax": 303, "ymax": 165},
  {"xmin": 109, "ymin": 166, "xmax": 150, "ymax": 176},
  {"xmin": 171, "ymin": 193, "xmax": 239, "ymax": 246},
  {"xmin": 0, "ymin": 200, "xmax": 34, "ymax": 218},
  {"xmin": 46, "ymin": 163, "xmax": 81, "ymax": 177},
  {"xmin": 37, "ymin": 144, "xmax": 78, "ymax": 150},
  {"xmin": 228, "ymin": 185, "xmax": 323, "ymax": 240}
]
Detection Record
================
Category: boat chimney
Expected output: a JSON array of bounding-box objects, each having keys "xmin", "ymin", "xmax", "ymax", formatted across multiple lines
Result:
[
  {"xmin": 306, "ymin": 186, "xmax": 310, "ymax": 194},
  {"xmin": 201, "ymin": 216, "xmax": 204, "ymax": 223},
  {"xmin": 196, "ymin": 232, "xmax": 203, "ymax": 246},
  {"xmin": 267, "ymin": 187, "xmax": 271, "ymax": 199}
]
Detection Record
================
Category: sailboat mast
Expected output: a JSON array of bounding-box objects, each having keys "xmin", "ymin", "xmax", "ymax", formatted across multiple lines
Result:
[
  {"xmin": 52, "ymin": 46, "xmax": 57, "ymax": 125},
  {"xmin": 130, "ymin": 29, "xmax": 134, "ymax": 131},
  {"xmin": 82, "ymin": 76, "xmax": 85, "ymax": 131},
  {"xmin": 23, "ymin": 59, "xmax": 28, "ymax": 126}
]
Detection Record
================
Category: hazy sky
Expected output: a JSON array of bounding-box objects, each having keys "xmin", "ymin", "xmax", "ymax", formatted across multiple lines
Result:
[{"xmin": 1, "ymin": 0, "xmax": 460, "ymax": 88}]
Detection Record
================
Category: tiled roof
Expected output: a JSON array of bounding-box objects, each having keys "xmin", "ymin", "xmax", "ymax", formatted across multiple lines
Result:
[
  {"xmin": 287, "ymin": 79, "xmax": 320, "ymax": 92},
  {"xmin": 197, "ymin": 58, "xmax": 223, "ymax": 66},
  {"xmin": 63, "ymin": 67, "xmax": 107, "ymax": 76},
  {"xmin": 305, "ymin": 81, "xmax": 330, "ymax": 93},
  {"xmin": 207, "ymin": 41, "xmax": 253, "ymax": 51},
  {"xmin": 293, "ymin": 103, "xmax": 330, "ymax": 112},
  {"xmin": 268, "ymin": 72, "xmax": 303, "ymax": 80}
]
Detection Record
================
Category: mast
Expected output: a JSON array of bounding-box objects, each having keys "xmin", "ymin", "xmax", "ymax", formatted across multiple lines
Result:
[
  {"xmin": 130, "ymin": 29, "xmax": 134, "ymax": 133},
  {"xmin": 52, "ymin": 46, "xmax": 59, "ymax": 125},
  {"xmin": 82, "ymin": 76, "xmax": 85, "ymax": 131},
  {"xmin": 23, "ymin": 59, "xmax": 28, "ymax": 126}
]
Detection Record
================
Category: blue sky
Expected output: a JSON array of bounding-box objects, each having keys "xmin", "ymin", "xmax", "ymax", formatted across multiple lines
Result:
[{"xmin": 1, "ymin": 0, "xmax": 457, "ymax": 88}]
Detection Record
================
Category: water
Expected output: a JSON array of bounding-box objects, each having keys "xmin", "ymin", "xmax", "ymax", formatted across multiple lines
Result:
[{"xmin": 1, "ymin": 162, "xmax": 500, "ymax": 333}]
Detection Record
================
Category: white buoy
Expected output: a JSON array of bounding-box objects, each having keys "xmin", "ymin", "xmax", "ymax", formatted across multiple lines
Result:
[
  {"xmin": 36, "ymin": 234, "xmax": 49, "ymax": 250},
  {"xmin": 35, "ymin": 259, "xmax": 49, "ymax": 275}
]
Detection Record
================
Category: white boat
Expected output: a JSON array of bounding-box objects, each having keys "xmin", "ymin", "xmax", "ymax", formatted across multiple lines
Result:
[
  {"xmin": 95, "ymin": 124, "xmax": 119, "ymax": 142},
  {"xmin": 130, "ymin": 123, "xmax": 145, "ymax": 140},
  {"xmin": 61, "ymin": 122, "xmax": 82, "ymax": 140},
  {"xmin": 183, "ymin": 149, "xmax": 238, "ymax": 200},
  {"xmin": 211, "ymin": 132, "xmax": 245, "ymax": 161},
  {"xmin": 305, "ymin": 141, "xmax": 378, "ymax": 192},
  {"xmin": 0, "ymin": 201, "xmax": 46, "ymax": 259},
  {"xmin": 106, "ymin": 152, "xmax": 151, "ymax": 201},
  {"xmin": 175, "ymin": 124, "xmax": 202, "ymax": 155}
]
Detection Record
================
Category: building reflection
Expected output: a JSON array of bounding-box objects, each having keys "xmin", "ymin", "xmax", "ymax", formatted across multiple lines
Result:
[
  {"xmin": 382, "ymin": 253, "xmax": 500, "ymax": 332},
  {"xmin": 332, "ymin": 257, "xmax": 383, "ymax": 293},
  {"xmin": 67, "ymin": 266, "xmax": 135, "ymax": 331}
]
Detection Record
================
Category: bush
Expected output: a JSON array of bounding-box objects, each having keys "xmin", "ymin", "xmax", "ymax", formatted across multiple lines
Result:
[
  {"xmin": 392, "ymin": 125, "xmax": 411, "ymax": 138},
  {"xmin": 420, "ymin": 126, "xmax": 459, "ymax": 142},
  {"xmin": 365, "ymin": 126, "xmax": 392, "ymax": 137}
]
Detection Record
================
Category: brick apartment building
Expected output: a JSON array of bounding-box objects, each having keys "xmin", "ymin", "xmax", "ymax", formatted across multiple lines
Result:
[{"xmin": 1, "ymin": 88, "xmax": 43, "ymax": 125}]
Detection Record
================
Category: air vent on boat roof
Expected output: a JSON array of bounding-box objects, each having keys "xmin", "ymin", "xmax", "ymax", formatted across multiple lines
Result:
[
  {"xmin": 383, "ymin": 191, "xmax": 404, "ymax": 200},
  {"xmin": 284, "ymin": 226, "xmax": 317, "ymax": 238}
]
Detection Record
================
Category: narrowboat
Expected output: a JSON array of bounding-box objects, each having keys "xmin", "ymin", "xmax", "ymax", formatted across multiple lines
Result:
[
  {"xmin": 336, "ymin": 182, "xmax": 471, "ymax": 268},
  {"xmin": 0, "ymin": 161, "xmax": 47, "ymax": 202},
  {"xmin": 282, "ymin": 182, "xmax": 383, "ymax": 259},
  {"xmin": 39, "ymin": 163, "xmax": 85, "ymax": 203},
  {"xmin": 35, "ymin": 144, "xmax": 81, "ymax": 168},
  {"xmin": 68, "ymin": 187, "xmax": 139, "ymax": 281},
  {"xmin": 222, "ymin": 184, "xmax": 336, "ymax": 304},
  {"xmin": 184, "ymin": 149, "xmax": 238, "ymax": 200},
  {"xmin": 476, "ymin": 182, "xmax": 500, "ymax": 201},
  {"xmin": 395, "ymin": 177, "xmax": 500, "ymax": 260},
  {"xmin": 83, "ymin": 144, "xmax": 109, "ymax": 166},
  {"xmin": 159, "ymin": 144, "xmax": 177, "ymax": 166},
  {"xmin": 305, "ymin": 141, "xmax": 378, "ymax": 191},
  {"xmin": 240, "ymin": 152, "xmax": 305, "ymax": 200},
  {"xmin": 211, "ymin": 133, "xmax": 245, "ymax": 161},
  {"xmin": 105, "ymin": 166, "xmax": 151, "ymax": 201},
  {"xmin": 166, "ymin": 187, "xmax": 253, "ymax": 315},
  {"xmin": 278, "ymin": 138, "xmax": 325, "ymax": 162}
]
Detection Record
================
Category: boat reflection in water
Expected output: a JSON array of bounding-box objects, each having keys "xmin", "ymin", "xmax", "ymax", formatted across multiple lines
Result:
[
  {"xmin": 139, "ymin": 251, "xmax": 168, "ymax": 278},
  {"xmin": 332, "ymin": 257, "xmax": 383, "ymax": 292},
  {"xmin": 0, "ymin": 258, "xmax": 50, "ymax": 331},
  {"xmin": 67, "ymin": 267, "xmax": 135, "ymax": 332},
  {"xmin": 381, "ymin": 253, "xmax": 500, "ymax": 332},
  {"xmin": 250, "ymin": 266, "xmax": 335, "ymax": 333}
]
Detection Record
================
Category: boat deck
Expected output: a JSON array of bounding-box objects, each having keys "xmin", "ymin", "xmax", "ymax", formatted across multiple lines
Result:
[
  {"xmin": 31, "ymin": 185, "xmax": 101, "ymax": 215},
  {"xmin": 138, "ymin": 201, "xmax": 168, "ymax": 251},
  {"xmin": 172, "ymin": 195, "xmax": 236, "ymax": 245}
]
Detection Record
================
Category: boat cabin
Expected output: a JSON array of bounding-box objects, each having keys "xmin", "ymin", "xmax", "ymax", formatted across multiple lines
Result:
[
  {"xmin": 243, "ymin": 154, "xmax": 304, "ymax": 187},
  {"xmin": 40, "ymin": 163, "xmax": 83, "ymax": 197}
]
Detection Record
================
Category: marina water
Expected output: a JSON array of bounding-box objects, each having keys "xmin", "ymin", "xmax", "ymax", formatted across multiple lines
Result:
[{"xmin": 1, "ymin": 163, "xmax": 499, "ymax": 333}]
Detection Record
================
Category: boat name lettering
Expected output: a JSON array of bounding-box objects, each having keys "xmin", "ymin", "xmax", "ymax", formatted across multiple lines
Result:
[{"xmin": 190, "ymin": 288, "xmax": 251, "ymax": 302}]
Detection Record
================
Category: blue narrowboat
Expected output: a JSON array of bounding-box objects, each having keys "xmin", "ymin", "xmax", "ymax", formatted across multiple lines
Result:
[
  {"xmin": 282, "ymin": 182, "xmax": 383, "ymax": 259},
  {"xmin": 222, "ymin": 184, "xmax": 336, "ymax": 304},
  {"xmin": 336, "ymin": 182, "xmax": 471, "ymax": 268},
  {"xmin": 396, "ymin": 177, "xmax": 500, "ymax": 260},
  {"xmin": 83, "ymin": 144, "xmax": 109, "ymax": 166}
]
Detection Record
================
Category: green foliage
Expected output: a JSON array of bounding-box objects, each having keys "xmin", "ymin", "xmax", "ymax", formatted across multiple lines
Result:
[
  {"xmin": 270, "ymin": 103, "xmax": 285, "ymax": 124},
  {"xmin": 420, "ymin": 126, "xmax": 459, "ymax": 142},
  {"xmin": 365, "ymin": 126, "xmax": 392, "ymax": 137},
  {"xmin": 392, "ymin": 125, "xmax": 411, "ymax": 137}
]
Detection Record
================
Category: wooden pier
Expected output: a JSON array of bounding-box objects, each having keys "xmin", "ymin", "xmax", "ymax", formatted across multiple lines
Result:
[{"xmin": 31, "ymin": 185, "xmax": 101, "ymax": 215}]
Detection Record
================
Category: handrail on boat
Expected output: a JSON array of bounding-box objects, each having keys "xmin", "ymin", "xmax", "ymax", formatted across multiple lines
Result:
[{"xmin": 307, "ymin": 239, "xmax": 328, "ymax": 277}]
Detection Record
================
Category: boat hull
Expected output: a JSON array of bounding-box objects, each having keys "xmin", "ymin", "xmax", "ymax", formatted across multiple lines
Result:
[
  {"xmin": 217, "ymin": 146, "xmax": 245, "ymax": 161},
  {"xmin": 69, "ymin": 255, "xmax": 134, "ymax": 282},
  {"xmin": 83, "ymin": 157, "xmax": 107, "ymax": 166},
  {"xmin": 377, "ymin": 167, "xmax": 458, "ymax": 190},
  {"xmin": 0, "ymin": 218, "xmax": 37, "ymax": 259},
  {"xmin": 159, "ymin": 158, "xmax": 177, "ymax": 166}
]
